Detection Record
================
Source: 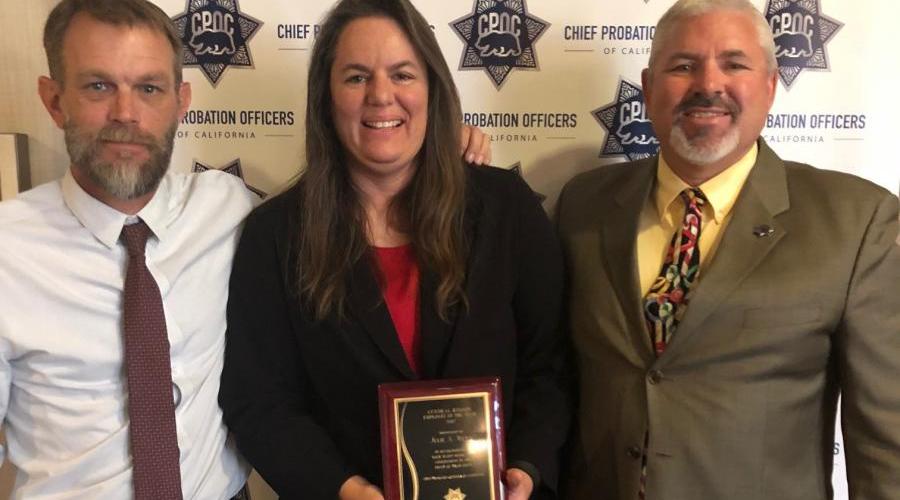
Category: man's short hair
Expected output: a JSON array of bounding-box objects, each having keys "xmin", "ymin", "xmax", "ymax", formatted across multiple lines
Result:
[
  {"xmin": 44, "ymin": 0, "xmax": 184, "ymax": 86},
  {"xmin": 648, "ymin": 0, "xmax": 777, "ymax": 75}
]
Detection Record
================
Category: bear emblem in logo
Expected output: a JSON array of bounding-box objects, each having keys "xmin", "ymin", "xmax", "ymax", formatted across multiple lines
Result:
[
  {"xmin": 171, "ymin": 0, "xmax": 263, "ymax": 87},
  {"xmin": 765, "ymin": 0, "xmax": 842, "ymax": 89},
  {"xmin": 450, "ymin": 0, "xmax": 550, "ymax": 90},
  {"xmin": 192, "ymin": 159, "xmax": 266, "ymax": 198},
  {"xmin": 477, "ymin": 28, "xmax": 522, "ymax": 58},
  {"xmin": 592, "ymin": 79, "xmax": 659, "ymax": 161},
  {"xmin": 191, "ymin": 27, "xmax": 235, "ymax": 56}
]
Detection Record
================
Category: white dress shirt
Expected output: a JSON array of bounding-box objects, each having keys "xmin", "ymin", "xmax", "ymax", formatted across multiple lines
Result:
[{"xmin": 0, "ymin": 169, "xmax": 256, "ymax": 499}]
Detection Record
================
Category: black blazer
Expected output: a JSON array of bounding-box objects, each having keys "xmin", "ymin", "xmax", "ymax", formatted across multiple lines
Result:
[{"xmin": 219, "ymin": 166, "xmax": 571, "ymax": 499}]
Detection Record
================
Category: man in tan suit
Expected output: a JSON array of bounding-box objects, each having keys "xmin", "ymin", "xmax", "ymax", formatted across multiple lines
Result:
[{"xmin": 557, "ymin": 1, "xmax": 900, "ymax": 499}]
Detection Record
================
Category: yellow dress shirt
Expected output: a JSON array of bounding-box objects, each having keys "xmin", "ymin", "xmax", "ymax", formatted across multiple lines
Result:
[{"xmin": 637, "ymin": 145, "xmax": 759, "ymax": 295}]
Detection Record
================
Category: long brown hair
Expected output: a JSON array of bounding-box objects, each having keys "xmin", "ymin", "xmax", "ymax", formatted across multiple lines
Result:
[{"xmin": 295, "ymin": 0, "xmax": 468, "ymax": 322}]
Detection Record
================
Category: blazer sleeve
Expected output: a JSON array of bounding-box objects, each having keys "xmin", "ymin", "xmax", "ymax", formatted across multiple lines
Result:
[
  {"xmin": 838, "ymin": 192, "xmax": 900, "ymax": 499},
  {"xmin": 503, "ymin": 174, "xmax": 573, "ymax": 496},
  {"xmin": 219, "ymin": 205, "xmax": 355, "ymax": 499}
]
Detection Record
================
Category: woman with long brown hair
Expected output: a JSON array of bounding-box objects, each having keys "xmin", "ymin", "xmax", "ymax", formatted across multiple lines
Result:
[{"xmin": 219, "ymin": 1, "xmax": 570, "ymax": 498}]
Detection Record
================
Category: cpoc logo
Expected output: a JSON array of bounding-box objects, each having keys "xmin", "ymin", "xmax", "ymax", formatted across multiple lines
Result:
[
  {"xmin": 592, "ymin": 79, "xmax": 659, "ymax": 161},
  {"xmin": 171, "ymin": 0, "xmax": 263, "ymax": 87},
  {"xmin": 765, "ymin": 0, "xmax": 842, "ymax": 90},
  {"xmin": 477, "ymin": 14, "xmax": 522, "ymax": 58},
  {"xmin": 192, "ymin": 158, "xmax": 266, "ymax": 198},
  {"xmin": 451, "ymin": 0, "xmax": 550, "ymax": 90}
]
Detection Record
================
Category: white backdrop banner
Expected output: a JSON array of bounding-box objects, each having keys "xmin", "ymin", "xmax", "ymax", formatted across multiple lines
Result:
[{"xmin": 151, "ymin": 0, "xmax": 898, "ymax": 205}]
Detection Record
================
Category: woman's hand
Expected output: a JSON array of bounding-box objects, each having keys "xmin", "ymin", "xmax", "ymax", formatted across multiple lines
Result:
[
  {"xmin": 338, "ymin": 475, "xmax": 385, "ymax": 500},
  {"xmin": 505, "ymin": 468, "xmax": 534, "ymax": 500},
  {"xmin": 460, "ymin": 124, "xmax": 492, "ymax": 165}
]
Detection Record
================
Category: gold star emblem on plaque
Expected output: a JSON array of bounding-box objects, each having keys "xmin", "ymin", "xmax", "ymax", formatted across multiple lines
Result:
[{"xmin": 444, "ymin": 487, "xmax": 466, "ymax": 500}]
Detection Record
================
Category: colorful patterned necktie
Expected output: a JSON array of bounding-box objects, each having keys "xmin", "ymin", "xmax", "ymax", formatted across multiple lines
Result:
[
  {"xmin": 638, "ymin": 188, "xmax": 706, "ymax": 499},
  {"xmin": 120, "ymin": 221, "xmax": 183, "ymax": 500},
  {"xmin": 643, "ymin": 188, "xmax": 707, "ymax": 356}
]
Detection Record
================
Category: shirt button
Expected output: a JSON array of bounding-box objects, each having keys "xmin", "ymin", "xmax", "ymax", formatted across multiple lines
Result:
[
  {"xmin": 648, "ymin": 369, "xmax": 663, "ymax": 385},
  {"xmin": 172, "ymin": 382, "xmax": 182, "ymax": 408},
  {"xmin": 627, "ymin": 446, "xmax": 642, "ymax": 459}
]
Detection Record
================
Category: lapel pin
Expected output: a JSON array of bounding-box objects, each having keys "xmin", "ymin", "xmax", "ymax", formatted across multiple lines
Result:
[{"xmin": 752, "ymin": 225, "xmax": 775, "ymax": 238}]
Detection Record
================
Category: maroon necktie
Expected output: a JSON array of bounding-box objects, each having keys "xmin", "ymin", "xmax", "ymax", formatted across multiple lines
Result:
[{"xmin": 120, "ymin": 221, "xmax": 183, "ymax": 500}]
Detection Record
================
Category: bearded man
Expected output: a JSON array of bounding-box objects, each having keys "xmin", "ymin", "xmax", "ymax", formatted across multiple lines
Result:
[
  {"xmin": 557, "ymin": 1, "xmax": 900, "ymax": 499},
  {"xmin": 0, "ymin": 1, "xmax": 255, "ymax": 498}
]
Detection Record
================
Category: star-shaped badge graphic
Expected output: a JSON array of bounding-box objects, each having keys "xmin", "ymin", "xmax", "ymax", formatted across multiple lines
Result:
[
  {"xmin": 765, "ymin": 0, "xmax": 843, "ymax": 89},
  {"xmin": 171, "ymin": 0, "xmax": 263, "ymax": 87},
  {"xmin": 444, "ymin": 487, "xmax": 466, "ymax": 500},
  {"xmin": 450, "ymin": 0, "xmax": 550, "ymax": 89},
  {"xmin": 192, "ymin": 158, "xmax": 266, "ymax": 198},
  {"xmin": 592, "ymin": 79, "xmax": 659, "ymax": 161}
]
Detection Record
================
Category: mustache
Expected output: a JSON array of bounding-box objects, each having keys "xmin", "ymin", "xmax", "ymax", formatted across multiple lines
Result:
[
  {"xmin": 675, "ymin": 93, "xmax": 740, "ymax": 115},
  {"xmin": 95, "ymin": 124, "xmax": 158, "ymax": 147}
]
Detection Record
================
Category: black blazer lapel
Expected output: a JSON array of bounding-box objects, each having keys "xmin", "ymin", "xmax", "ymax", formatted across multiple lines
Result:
[
  {"xmin": 347, "ymin": 255, "xmax": 418, "ymax": 380},
  {"xmin": 418, "ymin": 267, "xmax": 454, "ymax": 379},
  {"xmin": 345, "ymin": 181, "xmax": 485, "ymax": 381},
  {"xmin": 601, "ymin": 159, "xmax": 657, "ymax": 363},
  {"xmin": 430, "ymin": 180, "xmax": 486, "ymax": 378},
  {"xmin": 665, "ymin": 140, "xmax": 791, "ymax": 352}
]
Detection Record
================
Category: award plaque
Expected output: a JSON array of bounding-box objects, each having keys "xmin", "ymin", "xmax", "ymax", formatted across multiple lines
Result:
[{"xmin": 378, "ymin": 377, "xmax": 506, "ymax": 500}]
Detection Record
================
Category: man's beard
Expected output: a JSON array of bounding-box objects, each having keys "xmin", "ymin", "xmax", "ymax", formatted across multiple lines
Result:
[
  {"xmin": 64, "ymin": 120, "xmax": 176, "ymax": 200},
  {"xmin": 668, "ymin": 93, "xmax": 740, "ymax": 166}
]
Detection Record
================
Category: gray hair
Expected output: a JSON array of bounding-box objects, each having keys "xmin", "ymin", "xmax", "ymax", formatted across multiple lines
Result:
[{"xmin": 648, "ymin": 0, "xmax": 777, "ymax": 75}]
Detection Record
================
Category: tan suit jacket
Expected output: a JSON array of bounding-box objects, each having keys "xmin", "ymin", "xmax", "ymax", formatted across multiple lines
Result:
[{"xmin": 557, "ymin": 140, "xmax": 900, "ymax": 500}]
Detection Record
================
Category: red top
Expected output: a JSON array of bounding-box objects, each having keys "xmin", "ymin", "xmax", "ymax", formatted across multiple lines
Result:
[{"xmin": 372, "ymin": 244, "xmax": 421, "ymax": 376}]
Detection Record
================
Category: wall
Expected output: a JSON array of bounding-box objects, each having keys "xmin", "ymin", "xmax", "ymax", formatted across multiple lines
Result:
[{"xmin": 2, "ymin": 0, "xmax": 899, "ymax": 498}]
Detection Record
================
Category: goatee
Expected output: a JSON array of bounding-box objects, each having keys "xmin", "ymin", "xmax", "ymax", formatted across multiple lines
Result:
[
  {"xmin": 64, "ymin": 121, "xmax": 176, "ymax": 200},
  {"xmin": 669, "ymin": 92, "xmax": 741, "ymax": 166}
]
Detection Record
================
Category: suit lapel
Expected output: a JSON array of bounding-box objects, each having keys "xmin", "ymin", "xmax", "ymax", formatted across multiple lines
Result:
[
  {"xmin": 419, "ymin": 267, "xmax": 454, "ymax": 379},
  {"xmin": 347, "ymin": 255, "xmax": 418, "ymax": 380},
  {"xmin": 664, "ymin": 141, "xmax": 791, "ymax": 353},
  {"xmin": 600, "ymin": 159, "xmax": 657, "ymax": 362},
  {"xmin": 431, "ymin": 180, "xmax": 485, "ymax": 377}
]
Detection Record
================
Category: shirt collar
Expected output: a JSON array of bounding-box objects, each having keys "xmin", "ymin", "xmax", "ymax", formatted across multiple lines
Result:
[
  {"xmin": 655, "ymin": 143, "xmax": 758, "ymax": 224},
  {"xmin": 61, "ymin": 168, "xmax": 172, "ymax": 249}
]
